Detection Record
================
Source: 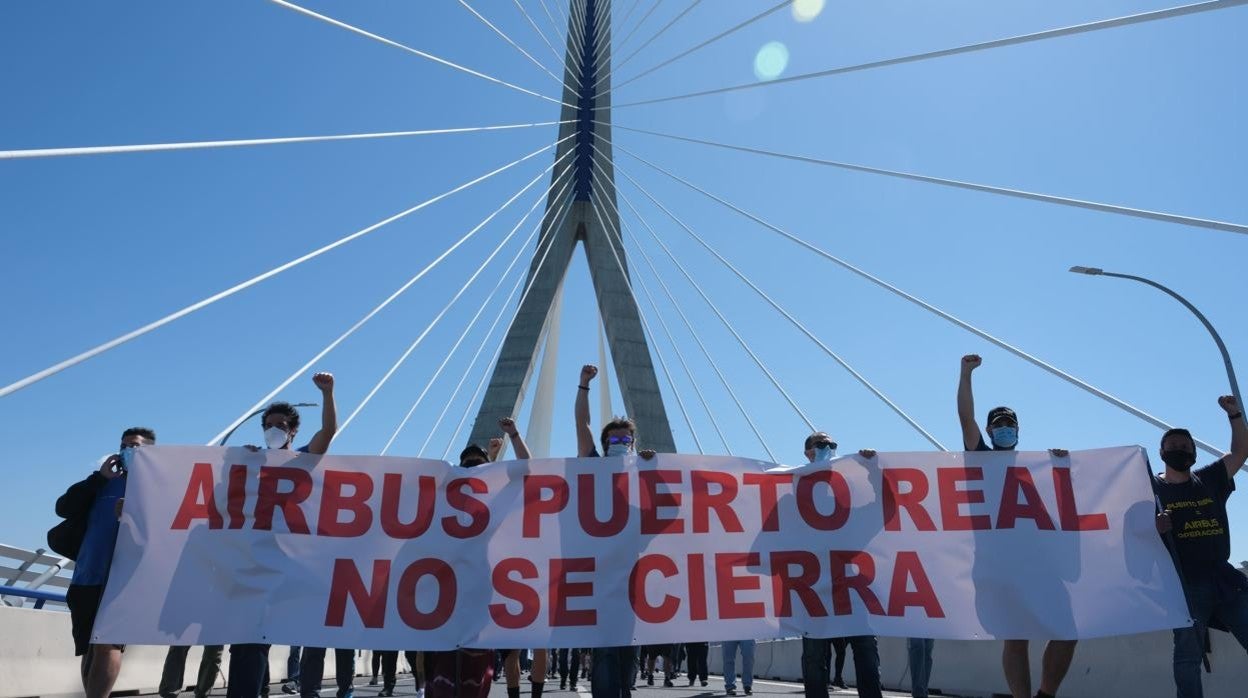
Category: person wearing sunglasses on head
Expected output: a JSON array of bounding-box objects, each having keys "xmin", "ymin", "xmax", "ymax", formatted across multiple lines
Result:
[
  {"xmin": 574, "ymin": 364, "xmax": 654, "ymax": 698},
  {"xmin": 798, "ymin": 432, "xmax": 882, "ymax": 698},
  {"xmin": 958, "ymin": 354, "xmax": 1073, "ymax": 698}
]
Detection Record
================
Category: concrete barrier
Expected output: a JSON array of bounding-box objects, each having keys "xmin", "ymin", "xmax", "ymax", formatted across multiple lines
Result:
[
  {"xmin": 707, "ymin": 631, "xmax": 1248, "ymax": 698},
  {"xmin": 0, "ymin": 606, "xmax": 378, "ymax": 698}
]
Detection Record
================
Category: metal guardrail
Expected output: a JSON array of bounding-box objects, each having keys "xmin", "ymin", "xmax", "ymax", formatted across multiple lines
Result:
[{"xmin": 0, "ymin": 584, "xmax": 67, "ymax": 610}]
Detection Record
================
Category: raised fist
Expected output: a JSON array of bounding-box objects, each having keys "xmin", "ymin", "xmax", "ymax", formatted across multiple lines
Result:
[
  {"xmin": 313, "ymin": 372, "xmax": 335, "ymax": 392},
  {"xmin": 961, "ymin": 355, "xmax": 982, "ymax": 372},
  {"xmin": 487, "ymin": 437, "xmax": 504, "ymax": 460},
  {"xmin": 499, "ymin": 417, "xmax": 519, "ymax": 436},
  {"xmin": 580, "ymin": 364, "xmax": 598, "ymax": 384},
  {"xmin": 1218, "ymin": 395, "xmax": 1240, "ymax": 414}
]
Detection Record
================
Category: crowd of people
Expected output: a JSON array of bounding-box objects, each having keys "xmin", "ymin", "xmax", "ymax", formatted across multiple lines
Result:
[{"xmin": 51, "ymin": 354, "xmax": 1248, "ymax": 698}]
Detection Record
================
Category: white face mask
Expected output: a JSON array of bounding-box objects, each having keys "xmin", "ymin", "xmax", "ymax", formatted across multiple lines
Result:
[
  {"xmin": 606, "ymin": 443, "xmax": 632, "ymax": 457},
  {"xmin": 813, "ymin": 445, "xmax": 836, "ymax": 462},
  {"xmin": 263, "ymin": 427, "xmax": 290, "ymax": 450}
]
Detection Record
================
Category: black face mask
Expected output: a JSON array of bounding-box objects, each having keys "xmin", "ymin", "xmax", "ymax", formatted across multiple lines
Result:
[{"xmin": 1161, "ymin": 449, "xmax": 1196, "ymax": 472}]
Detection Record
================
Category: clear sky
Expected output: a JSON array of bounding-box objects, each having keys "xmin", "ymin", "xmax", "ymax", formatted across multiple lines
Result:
[{"xmin": 2, "ymin": 1, "xmax": 1247, "ymax": 562}]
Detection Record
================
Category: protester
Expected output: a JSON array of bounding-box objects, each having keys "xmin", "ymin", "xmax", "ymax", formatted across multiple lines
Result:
[
  {"xmin": 640, "ymin": 645, "xmax": 673, "ymax": 687},
  {"xmin": 281, "ymin": 647, "xmax": 302, "ymax": 694},
  {"xmin": 959, "ymin": 354, "xmax": 1073, "ymax": 698},
  {"xmin": 827, "ymin": 638, "xmax": 845, "ymax": 689},
  {"xmin": 158, "ymin": 645, "xmax": 223, "ymax": 698},
  {"xmin": 57, "ymin": 427, "xmax": 155, "ymax": 698},
  {"xmin": 576, "ymin": 364, "xmax": 655, "ymax": 698},
  {"xmin": 684, "ymin": 642, "xmax": 708, "ymax": 687},
  {"xmin": 795, "ymin": 432, "xmax": 882, "ymax": 698},
  {"xmin": 374, "ymin": 650, "xmax": 425, "ymax": 698},
  {"xmin": 557, "ymin": 648, "xmax": 583, "ymax": 691},
  {"xmin": 721, "ymin": 640, "xmax": 754, "ymax": 696},
  {"xmin": 300, "ymin": 648, "xmax": 355, "ymax": 698},
  {"xmin": 1153, "ymin": 395, "xmax": 1248, "ymax": 698},
  {"xmin": 907, "ymin": 638, "xmax": 935, "ymax": 698},
  {"xmin": 229, "ymin": 372, "xmax": 337, "ymax": 698}
]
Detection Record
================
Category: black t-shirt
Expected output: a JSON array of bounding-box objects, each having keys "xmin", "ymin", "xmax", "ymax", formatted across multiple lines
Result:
[{"xmin": 1152, "ymin": 459, "xmax": 1236, "ymax": 580}]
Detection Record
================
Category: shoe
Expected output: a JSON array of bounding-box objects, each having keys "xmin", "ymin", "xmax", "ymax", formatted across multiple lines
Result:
[
  {"xmin": 647, "ymin": 676, "xmax": 654, "ymax": 686},
  {"xmin": 744, "ymin": 688, "xmax": 752, "ymax": 695},
  {"xmin": 369, "ymin": 678, "xmax": 379, "ymax": 686},
  {"xmin": 378, "ymin": 691, "xmax": 394, "ymax": 697},
  {"xmin": 832, "ymin": 677, "xmax": 846, "ymax": 689},
  {"xmin": 664, "ymin": 679, "xmax": 674, "ymax": 688},
  {"xmin": 281, "ymin": 682, "xmax": 298, "ymax": 695},
  {"xmin": 561, "ymin": 681, "xmax": 567, "ymax": 690},
  {"xmin": 727, "ymin": 689, "xmax": 737, "ymax": 696},
  {"xmin": 701, "ymin": 680, "xmax": 708, "ymax": 687},
  {"xmin": 689, "ymin": 679, "xmax": 696, "ymax": 687}
]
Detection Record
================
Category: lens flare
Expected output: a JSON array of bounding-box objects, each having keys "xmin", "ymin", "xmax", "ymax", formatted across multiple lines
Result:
[
  {"xmin": 753, "ymin": 41, "xmax": 789, "ymax": 81},
  {"xmin": 792, "ymin": 0, "xmax": 825, "ymax": 22}
]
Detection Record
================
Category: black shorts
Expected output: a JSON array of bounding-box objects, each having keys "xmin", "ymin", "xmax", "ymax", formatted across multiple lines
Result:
[{"xmin": 66, "ymin": 584, "xmax": 124, "ymax": 656}]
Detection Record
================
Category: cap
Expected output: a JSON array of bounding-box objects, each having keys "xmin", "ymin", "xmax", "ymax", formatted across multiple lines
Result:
[
  {"xmin": 458, "ymin": 444, "xmax": 488, "ymax": 464},
  {"xmin": 986, "ymin": 406, "xmax": 1017, "ymax": 426}
]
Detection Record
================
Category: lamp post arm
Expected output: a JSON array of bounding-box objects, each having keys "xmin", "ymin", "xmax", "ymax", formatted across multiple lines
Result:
[{"xmin": 1102, "ymin": 271, "xmax": 1245, "ymax": 429}]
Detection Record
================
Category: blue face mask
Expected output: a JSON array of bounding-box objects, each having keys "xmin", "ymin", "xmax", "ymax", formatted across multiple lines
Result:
[
  {"xmin": 606, "ymin": 443, "xmax": 632, "ymax": 457},
  {"xmin": 813, "ymin": 445, "xmax": 837, "ymax": 462},
  {"xmin": 989, "ymin": 426, "xmax": 1018, "ymax": 449}
]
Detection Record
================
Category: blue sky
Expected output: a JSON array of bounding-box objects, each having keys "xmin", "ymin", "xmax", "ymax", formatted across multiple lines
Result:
[{"xmin": 2, "ymin": 1, "xmax": 1247, "ymax": 562}]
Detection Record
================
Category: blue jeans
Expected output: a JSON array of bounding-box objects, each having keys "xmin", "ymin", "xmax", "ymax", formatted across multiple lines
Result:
[
  {"xmin": 227, "ymin": 644, "xmax": 270, "ymax": 698},
  {"xmin": 300, "ymin": 648, "xmax": 355, "ymax": 698},
  {"xmin": 1173, "ymin": 574, "xmax": 1248, "ymax": 698},
  {"xmin": 721, "ymin": 640, "xmax": 754, "ymax": 691},
  {"xmin": 286, "ymin": 646, "xmax": 302, "ymax": 683},
  {"xmin": 590, "ymin": 646, "xmax": 634, "ymax": 698},
  {"xmin": 801, "ymin": 637, "xmax": 880, "ymax": 698},
  {"xmin": 906, "ymin": 639, "xmax": 934, "ymax": 698}
]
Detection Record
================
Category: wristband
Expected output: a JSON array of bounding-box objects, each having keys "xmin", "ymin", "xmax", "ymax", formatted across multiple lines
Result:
[
  {"xmin": 578, "ymin": 385, "xmax": 590, "ymax": 391},
  {"xmin": 1229, "ymin": 411, "xmax": 1244, "ymax": 421}
]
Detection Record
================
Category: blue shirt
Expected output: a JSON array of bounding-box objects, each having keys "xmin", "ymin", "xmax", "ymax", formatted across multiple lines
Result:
[{"xmin": 71, "ymin": 475, "xmax": 126, "ymax": 586}]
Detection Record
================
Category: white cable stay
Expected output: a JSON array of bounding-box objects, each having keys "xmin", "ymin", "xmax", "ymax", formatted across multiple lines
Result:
[
  {"xmin": 606, "ymin": 151, "xmax": 947, "ymax": 450},
  {"xmin": 565, "ymin": 0, "xmax": 591, "ymax": 85},
  {"xmin": 0, "ymin": 120, "xmax": 570, "ymax": 160},
  {"xmin": 537, "ymin": 0, "xmax": 570, "ymax": 47},
  {"xmin": 610, "ymin": 139, "xmax": 1227, "ymax": 457},
  {"xmin": 338, "ymin": 156, "xmax": 577, "ymax": 436},
  {"xmin": 586, "ymin": 157, "xmax": 775, "ymax": 460},
  {"xmin": 206, "ymin": 139, "xmax": 576, "ymax": 446},
  {"xmin": 381, "ymin": 184, "xmax": 579, "ymax": 455},
  {"xmin": 610, "ymin": 0, "xmax": 663, "ymax": 64},
  {"xmin": 609, "ymin": 123, "xmax": 1248, "ymax": 236},
  {"xmin": 612, "ymin": 0, "xmax": 1248, "ymax": 108},
  {"xmin": 514, "ymin": 0, "xmax": 574, "ymax": 74},
  {"xmin": 593, "ymin": 0, "xmax": 701, "ymax": 91},
  {"xmin": 602, "ymin": 0, "xmax": 793, "ymax": 98},
  {"xmin": 269, "ymin": 0, "xmax": 575, "ymax": 108},
  {"xmin": 0, "ymin": 134, "xmax": 573, "ymax": 400},
  {"xmin": 585, "ymin": 162, "xmax": 817, "ymax": 436},
  {"xmin": 613, "ymin": 0, "xmax": 644, "ymax": 41},
  {"xmin": 419, "ymin": 194, "xmax": 582, "ymax": 459},
  {"xmin": 586, "ymin": 194, "xmax": 705, "ymax": 454},
  {"xmin": 456, "ymin": 0, "xmax": 569, "ymax": 90},
  {"xmin": 587, "ymin": 184, "xmax": 730, "ymax": 454}
]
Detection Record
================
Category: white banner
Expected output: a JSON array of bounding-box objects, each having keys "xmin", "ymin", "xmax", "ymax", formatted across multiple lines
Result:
[{"xmin": 94, "ymin": 445, "xmax": 1189, "ymax": 649}]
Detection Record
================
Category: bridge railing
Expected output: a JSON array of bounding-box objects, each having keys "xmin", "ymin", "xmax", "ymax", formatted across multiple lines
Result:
[{"xmin": 0, "ymin": 543, "xmax": 73, "ymax": 610}]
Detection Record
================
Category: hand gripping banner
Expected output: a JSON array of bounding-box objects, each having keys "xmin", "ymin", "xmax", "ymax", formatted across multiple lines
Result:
[{"xmin": 93, "ymin": 445, "xmax": 1189, "ymax": 649}]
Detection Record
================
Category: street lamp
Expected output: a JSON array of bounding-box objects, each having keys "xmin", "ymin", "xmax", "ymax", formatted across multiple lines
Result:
[
  {"xmin": 217, "ymin": 402, "xmax": 318, "ymax": 446},
  {"xmin": 1069, "ymin": 266, "xmax": 1245, "ymax": 428}
]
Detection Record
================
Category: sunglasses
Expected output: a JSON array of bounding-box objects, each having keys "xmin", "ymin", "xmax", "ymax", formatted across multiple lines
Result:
[
  {"xmin": 811, "ymin": 440, "xmax": 837, "ymax": 450},
  {"xmin": 607, "ymin": 435, "xmax": 634, "ymax": 445}
]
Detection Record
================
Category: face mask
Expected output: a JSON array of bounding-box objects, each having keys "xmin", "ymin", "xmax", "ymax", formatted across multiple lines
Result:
[
  {"xmin": 119, "ymin": 447, "xmax": 135, "ymax": 473},
  {"xmin": 1161, "ymin": 449, "xmax": 1196, "ymax": 472},
  {"xmin": 813, "ymin": 445, "xmax": 836, "ymax": 462},
  {"xmin": 989, "ymin": 426, "xmax": 1018, "ymax": 449},
  {"xmin": 606, "ymin": 443, "xmax": 632, "ymax": 457},
  {"xmin": 264, "ymin": 427, "xmax": 290, "ymax": 450}
]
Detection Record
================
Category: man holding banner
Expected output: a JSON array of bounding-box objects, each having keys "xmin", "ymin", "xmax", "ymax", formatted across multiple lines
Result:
[
  {"xmin": 229, "ymin": 373, "xmax": 338, "ymax": 698},
  {"xmin": 958, "ymin": 354, "xmax": 1075, "ymax": 698},
  {"xmin": 1153, "ymin": 395, "xmax": 1248, "ymax": 698}
]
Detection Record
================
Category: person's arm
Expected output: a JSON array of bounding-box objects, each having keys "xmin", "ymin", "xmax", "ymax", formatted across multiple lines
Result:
[
  {"xmin": 575, "ymin": 364, "xmax": 597, "ymax": 457},
  {"xmin": 500, "ymin": 417, "xmax": 531, "ymax": 459},
  {"xmin": 1219, "ymin": 395, "xmax": 1247, "ymax": 477},
  {"xmin": 306, "ymin": 372, "xmax": 338, "ymax": 455},
  {"xmin": 958, "ymin": 354, "xmax": 984, "ymax": 451},
  {"xmin": 54, "ymin": 469, "xmax": 109, "ymax": 518}
]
